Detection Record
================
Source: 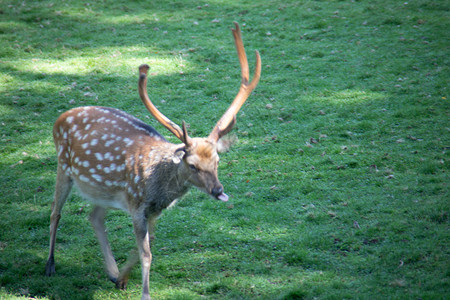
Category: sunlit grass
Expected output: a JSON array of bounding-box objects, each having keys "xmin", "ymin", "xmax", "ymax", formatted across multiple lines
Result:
[
  {"xmin": 4, "ymin": 55, "xmax": 191, "ymax": 77},
  {"xmin": 308, "ymin": 90, "xmax": 386, "ymax": 105}
]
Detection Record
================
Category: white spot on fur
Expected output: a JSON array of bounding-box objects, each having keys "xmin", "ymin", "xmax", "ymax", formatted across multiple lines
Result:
[
  {"xmin": 74, "ymin": 131, "xmax": 82, "ymax": 140},
  {"xmin": 92, "ymin": 174, "xmax": 102, "ymax": 182},
  {"xmin": 123, "ymin": 138, "xmax": 134, "ymax": 147},
  {"xmin": 66, "ymin": 116, "xmax": 74, "ymax": 123},
  {"xmin": 95, "ymin": 153, "xmax": 103, "ymax": 161},
  {"xmin": 82, "ymin": 161, "xmax": 90, "ymax": 168},
  {"xmin": 85, "ymin": 124, "xmax": 91, "ymax": 131},
  {"xmin": 58, "ymin": 146, "xmax": 64, "ymax": 156},
  {"xmin": 90, "ymin": 139, "xmax": 98, "ymax": 146},
  {"xmin": 105, "ymin": 140, "xmax": 115, "ymax": 147},
  {"xmin": 78, "ymin": 110, "xmax": 87, "ymax": 117},
  {"xmin": 82, "ymin": 143, "xmax": 89, "ymax": 149},
  {"xmin": 79, "ymin": 175, "xmax": 89, "ymax": 182}
]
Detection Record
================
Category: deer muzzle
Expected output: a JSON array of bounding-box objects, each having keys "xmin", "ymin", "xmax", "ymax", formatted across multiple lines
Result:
[{"xmin": 211, "ymin": 185, "xmax": 229, "ymax": 202}]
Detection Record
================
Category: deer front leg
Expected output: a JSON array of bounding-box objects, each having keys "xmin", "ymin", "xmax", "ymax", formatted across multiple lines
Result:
[
  {"xmin": 130, "ymin": 214, "xmax": 154, "ymax": 300},
  {"xmin": 115, "ymin": 248, "xmax": 139, "ymax": 290},
  {"xmin": 89, "ymin": 206, "xmax": 120, "ymax": 283},
  {"xmin": 115, "ymin": 213, "xmax": 159, "ymax": 290}
]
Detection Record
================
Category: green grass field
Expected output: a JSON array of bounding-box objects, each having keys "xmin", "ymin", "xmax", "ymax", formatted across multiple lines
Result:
[{"xmin": 0, "ymin": 0, "xmax": 448, "ymax": 299}]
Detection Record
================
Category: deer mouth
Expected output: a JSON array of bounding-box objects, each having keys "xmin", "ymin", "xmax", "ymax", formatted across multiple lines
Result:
[
  {"xmin": 211, "ymin": 186, "xmax": 229, "ymax": 202},
  {"xmin": 216, "ymin": 192, "xmax": 229, "ymax": 202}
]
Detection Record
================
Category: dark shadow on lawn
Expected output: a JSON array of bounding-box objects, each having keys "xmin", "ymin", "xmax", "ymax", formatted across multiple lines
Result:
[{"xmin": 0, "ymin": 245, "xmax": 112, "ymax": 299}]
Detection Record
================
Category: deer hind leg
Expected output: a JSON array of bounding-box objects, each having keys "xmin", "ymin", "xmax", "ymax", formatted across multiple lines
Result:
[
  {"xmin": 89, "ymin": 206, "xmax": 120, "ymax": 283},
  {"xmin": 45, "ymin": 167, "xmax": 73, "ymax": 276}
]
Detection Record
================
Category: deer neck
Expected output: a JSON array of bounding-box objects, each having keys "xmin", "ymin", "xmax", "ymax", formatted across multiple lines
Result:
[{"xmin": 139, "ymin": 143, "xmax": 191, "ymax": 211}]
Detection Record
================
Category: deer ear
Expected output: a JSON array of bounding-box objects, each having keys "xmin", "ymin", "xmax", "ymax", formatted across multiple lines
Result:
[
  {"xmin": 173, "ymin": 145, "xmax": 186, "ymax": 164},
  {"xmin": 217, "ymin": 134, "xmax": 238, "ymax": 153}
]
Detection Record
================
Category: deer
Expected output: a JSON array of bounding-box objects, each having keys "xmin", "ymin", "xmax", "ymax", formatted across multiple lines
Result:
[{"xmin": 44, "ymin": 22, "xmax": 260, "ymax": 300}]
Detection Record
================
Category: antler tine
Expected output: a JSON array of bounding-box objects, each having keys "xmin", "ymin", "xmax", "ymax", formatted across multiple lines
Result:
[
  {"xmin": 138, "ymin": 64, "xmax": 187, "ymax": 143},
  {"xmin": 209, "ymin": 22, "xmax": 261, "ymax": 142},
  {"xmin": 233, "ymin": 22, "xmax": 250, "ymax": 85}
]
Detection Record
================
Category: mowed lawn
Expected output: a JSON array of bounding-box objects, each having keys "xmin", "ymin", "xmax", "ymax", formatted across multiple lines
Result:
[{"xmin": 0, "ymin": 0, "xmax": 448, "ymax": 299}]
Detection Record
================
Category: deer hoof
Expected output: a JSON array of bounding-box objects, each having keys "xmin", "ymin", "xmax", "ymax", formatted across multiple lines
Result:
[
  {"xmin": 45, "ymin": 259, "xmax": 55, "ymax": 276},
  {"xmin": 115, "ymin": 278, "xmax": 128, "ymax": 290}
]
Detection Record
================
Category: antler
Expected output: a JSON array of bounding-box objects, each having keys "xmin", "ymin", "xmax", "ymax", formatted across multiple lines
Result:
[
  {"xmin": 138, "ymin": 23, "xmax": 260, "ymax": 145},
  {"xmin": 138, "ymin": 64, "xmax": 191, "ymax": 145},
  {"xmin": 208, "ymin": 22, "xmax": 261, "ymax": 142}
]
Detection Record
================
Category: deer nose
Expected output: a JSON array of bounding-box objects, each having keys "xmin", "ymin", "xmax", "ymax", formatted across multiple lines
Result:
[{"xmin": 211, "ymin": 186, "xmax": 223, "ymax": 197}]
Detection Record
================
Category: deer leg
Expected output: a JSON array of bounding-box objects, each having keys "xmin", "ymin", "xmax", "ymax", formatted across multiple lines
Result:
[
  {"xmin": 45, "ymin": 167, "xmax": 73, "ymax": 276},
  {"xmin": 115, "ymin": 248, "xmax": 139, "ymax": 290},
  {"xmin": 115, "ymin": 213, "xmax": 159, "ymax": 291},
  {"xmin": 89, "ymin": 206, "xmax": 120, "ymax": 283},
  {"xmin": 147, "ymin": 214, "xmax": 158, "ymax": 246},
  {"xmin": 129, "ymin": 214, "xmax": 154, "ymax": 300}
]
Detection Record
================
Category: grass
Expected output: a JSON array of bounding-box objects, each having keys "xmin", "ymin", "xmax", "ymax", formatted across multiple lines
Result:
[{"xmin": 0, "ymin": 0, "xmax": 448, "ymax": 299}]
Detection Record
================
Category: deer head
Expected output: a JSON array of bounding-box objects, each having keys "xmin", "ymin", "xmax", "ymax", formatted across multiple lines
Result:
[{"xmin": 138, "ymin": 22, "xmax": 261, "ymax": 202}]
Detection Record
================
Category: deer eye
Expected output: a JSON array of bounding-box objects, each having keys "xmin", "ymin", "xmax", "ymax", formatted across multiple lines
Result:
[{"xmin": 189, "ymin": 164, "xmax": 198, "ymax": 172}]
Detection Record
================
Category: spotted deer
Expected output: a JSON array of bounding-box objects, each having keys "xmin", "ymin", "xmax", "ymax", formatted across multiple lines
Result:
[{"xmin": 44, "ymin": 23, "xmax": 260, "ymax": 300}]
